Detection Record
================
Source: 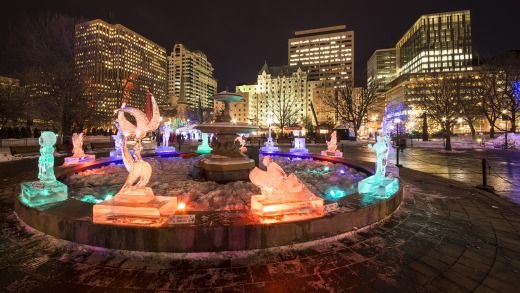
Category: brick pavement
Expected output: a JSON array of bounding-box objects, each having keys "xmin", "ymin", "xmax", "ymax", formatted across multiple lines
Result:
[{"xmin": 1, "ymin": 166, "xmax": 520, "ymax": 292}]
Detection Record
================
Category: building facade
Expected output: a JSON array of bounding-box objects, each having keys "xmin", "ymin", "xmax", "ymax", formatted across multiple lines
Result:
[
  {"xmin": 367, "ymin": 48, "xmax": 398, "ymax": 92},
  {"xmin": 288, "ymin": 25, "xmax": 354, "ymax": 82},
  {"xmin": 396, "ymin": 10, "xmax": 472, "ymax": 75},
  {"xmin": 74, "ymin": 19, "xmax": 167, "ymax": 126},
  {"xmin": 235, "ymin": 63, "xmax": 313, "ymax": 130},
  {"xmin": 167, "ymin": 44, "xmax": 217, "ymax": 110}
]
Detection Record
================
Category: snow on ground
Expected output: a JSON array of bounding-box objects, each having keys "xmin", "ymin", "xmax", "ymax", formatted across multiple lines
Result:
[{"xmin": 61, "ymin": 155, "xmax": 368, "ymax": 211}]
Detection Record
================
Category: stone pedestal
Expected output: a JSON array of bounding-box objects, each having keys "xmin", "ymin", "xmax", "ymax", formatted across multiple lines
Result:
[
  {"xmin": 63, "ymin": 154, "xmax": 96, "ymax": 166},
  {"xmin": 199, "ymin": 157, "xmax": 255, "ymax": 182},
  {"xmin": 110, "ymin": 149, "xmax": 122, "ymax": 157},
  {"xmin": 155, "ymin": 146, "xmax": 176, "ymax": 154},
  {"xmin": 358, "ymin": 175, "xmax": 399, "ymax": 197},
  {"xmin": 251, "ymin": 194, "xmax": 324, "ymax": 223},
  {"xmin": 386, "ymin": 164, "xmax": 400, "ymax": 178},
  {"xmin": 261, "ymin": 146, "xmax": 279, "ymax": 153},
  {"xmin": 321, "ymin": 150, "xmax": 343, "ymax": 157},
  {"xmin": 93, "ymin": 191, "xmax": 177, "ymax": 227},
  {"xmin": 20, "ymin": 181, "xmax": 68, "ymax": 207}
]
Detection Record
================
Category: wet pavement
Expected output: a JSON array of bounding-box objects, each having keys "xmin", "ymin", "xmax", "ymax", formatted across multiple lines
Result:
[{"xmin": 1, "ymin": 146, "xmax": 520, "ymax": 292}]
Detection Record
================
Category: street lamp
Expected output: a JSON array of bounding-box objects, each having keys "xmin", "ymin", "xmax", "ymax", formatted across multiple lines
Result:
[
  {"xmin": 502, "ymin": 110, "xmax": 511, "ymax": 149},
  {"xmin": 394, "ymin": 118, "xmax": 403, "ymax": 167}
]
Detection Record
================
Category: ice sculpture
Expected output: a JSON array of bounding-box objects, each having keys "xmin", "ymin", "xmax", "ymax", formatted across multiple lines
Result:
[
  {"xmin": 20, "ymin": 131, "xmax": 68, "ymax": 207},
  {"xmin": 110, "ymin": 120, "xmax": 123, "ymax": 157},
  {"xmin": 196, "ymin": 133, "xmax": 213, "ymax": 154},
  {"xmin": 249, "ymin": 156, "xmax": 323, "ymax": 222},
  {"xmin": 235, "ymin": 135, "xmax": 247, "ymax": 154},
  {"xmin": 162, "ymin": 121, "xmax": 171, "ymax": 146},
  {"xmin": 261, "ymin": 127, "xmax": 279, "ymax": 152},
  {"xmin": 156, "ymin": 120, "xmax": 176, "ymax": 153},
  {"xmin": 358, "ymin": 135, "xmax": 398, "ymax": 197},
  {"xmin": 321, "ymin": 131, "xmax": 343, "ymax": 157},
  {"xmin": 290, "ymin": 137, "xmax": 309, "ymax": 153},
  {"xmin": 93, "ymin": 92, "xmax": 177, "ymax": 226},
  {"xmin": 63, "ymin": 132, "xmax": 95, "ymax": 165}
]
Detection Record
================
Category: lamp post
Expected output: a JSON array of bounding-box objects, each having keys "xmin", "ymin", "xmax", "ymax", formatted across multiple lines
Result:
[
  {"xmin": 156, "ymin": 116, "xmax": 163, "ymax": 146},
  {"xmin": 502, "ymin": 110, "xmax": 510, "ymax": 149},
  {"xmin": 394, "ymin": 118, "xmax": 402, "ymax": 167}
]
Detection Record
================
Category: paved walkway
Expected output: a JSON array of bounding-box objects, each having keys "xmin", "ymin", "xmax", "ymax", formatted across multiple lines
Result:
[{"xmin": 1, "ymin": 166, "xmax": 520, "ymax": 292}]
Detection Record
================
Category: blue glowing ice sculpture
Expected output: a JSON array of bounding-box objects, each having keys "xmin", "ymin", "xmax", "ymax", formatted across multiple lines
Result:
[
  {"xmin": 358, "ymin": 135, "xmax": 398, "ymax": 197},
  {"xmin": 156, "ymin": 120, "xmax": 176, "ymax": 154},
  {"xmin": 20, "ymin": 131, "xmax": 68, "ymax": 207},
  {"xmin": 110, "ymin": 120, "xmax": 124, "ymax": 157},
  {"xmin": 261, "ymin": 127, "xmax": 279, "ymax": 152},
  {"xmin": 289, "ymin": 137, "xmax": 308, "ymax": 153}
]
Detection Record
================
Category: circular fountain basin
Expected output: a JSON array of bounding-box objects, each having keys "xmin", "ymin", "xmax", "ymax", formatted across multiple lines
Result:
[{"xmin": 14, "ymin": 153, "xmax": 403, "ymax": 253}]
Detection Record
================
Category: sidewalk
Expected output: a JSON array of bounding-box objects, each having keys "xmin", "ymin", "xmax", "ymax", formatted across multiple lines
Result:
[{"xmin": 1, "ymin": 164, "xmax": 520, "ymax": 291}]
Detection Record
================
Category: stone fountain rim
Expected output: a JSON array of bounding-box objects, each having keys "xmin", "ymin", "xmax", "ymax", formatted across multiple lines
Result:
[{"xmin": 14, "ymin": 152, "xmax": 403, "ymax": 253}]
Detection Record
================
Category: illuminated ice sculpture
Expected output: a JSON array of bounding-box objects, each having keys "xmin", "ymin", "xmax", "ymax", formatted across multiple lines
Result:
[
  {"xmin": 321, "ymin": 131, "xmax": 343, "ymax": 157},
  {"xmin": 63, "ymin": 133, "xmax": 95, "ymax": 165},
  {"xmin": 93, "ymin": 92, "xmax": 177, "ymax": 226},
  {"xmin": 290, "ymin": 137, "xmax": 309, "ymax": 153},
  {"xmin": 249, "ymin": 156, "xmax": 323, "ymax": 222},
  {"xmin": 235, "ymin": 135, "xmax": 247, "ymax": 154},
  {"xmin": 20, "ymin": 131, "xmax": 68, "ymax": 207},
  {"xmin": 358, "ymin": 135, "xmax": 398, "ymax": 197},
  {"xmin": 261, "ymin": 127, "xmax": 279, "ymax": 152},
  {"xmin": 155, "ymin": 120, "xmax": 176, "ymax": 153},
  {"xmin": 110, "ymin": 121, "xmax": 123, "ymax": 157},
  {"xmin": 196, "ymin": 133, "xmax": 213, "ymax": 154}
]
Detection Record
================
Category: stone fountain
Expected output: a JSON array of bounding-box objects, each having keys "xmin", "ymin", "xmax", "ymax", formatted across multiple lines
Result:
[{"xmin": 194, "ymin": 92, "xmax": 259, "ymax": 182}]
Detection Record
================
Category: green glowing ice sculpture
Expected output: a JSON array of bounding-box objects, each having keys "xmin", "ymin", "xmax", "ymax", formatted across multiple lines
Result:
[
  {"xmin": 196, "ymin": 133, "xmax": 213, "ymax": 154},
  {"xmin": 20, "ymin": 131, "xmax": 68, "ymax": 207},
  {"xmin": 358, "ymin": 135, "xmax": 398, "ymax": 197}
]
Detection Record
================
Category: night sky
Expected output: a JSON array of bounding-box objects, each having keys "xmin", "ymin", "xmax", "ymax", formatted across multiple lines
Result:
[{"xmin": 1, "ymin": 0, "xmax": 519, "ymax": 91}]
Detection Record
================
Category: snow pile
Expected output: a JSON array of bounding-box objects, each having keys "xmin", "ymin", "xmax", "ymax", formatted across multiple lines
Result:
[
  {"xmin": 62, "ymin": 155, "xmax": 367, "ymax": 211},
  {"xmin": 492, "ymin": 133, "xmax": 520, "ymax": 149}
]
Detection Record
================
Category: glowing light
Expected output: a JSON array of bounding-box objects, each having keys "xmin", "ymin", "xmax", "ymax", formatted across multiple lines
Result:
[
  {"xmin": 178, "ymin": 202, "xmax": 186, "ymax": 210},
  {"xmin": 338, "ymin": 168, "xmax": 346, "ymax": 175},
  {"xmin": 327, "ymin": 188, "xmax": 346, "ymax": 199}
]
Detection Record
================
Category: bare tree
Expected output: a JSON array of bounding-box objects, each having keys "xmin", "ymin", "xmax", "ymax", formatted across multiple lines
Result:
[
  {"xmin": 413, "ymin": 74, "xmax": 466, "ymax": 151},
  {"xmin": 476, "ymin": 62, "xmax": 512, "ymax": 138},
  {"xmin": 456, "ymin": 72, "xmax": 482, "ymax": 140},
  {"xmin": 264, "ymin": 79, "xmax": 304, "ymax": 132},
  {"xmin": 318, "ymin": 76, "xmax": 380, "ymax": 140},
  {"xmin": 6, "ymin": 12, "xmax": 90, "ymax": 140},
  {"xmin": 0, "ymin": 80, "xmax": 30, "ymax": 128}
]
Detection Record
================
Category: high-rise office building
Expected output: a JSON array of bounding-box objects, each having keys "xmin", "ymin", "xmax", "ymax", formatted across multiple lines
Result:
[
  {"xmin": 367, "ymin": 48, "xmax": 398, "ymax": 92},
  {"xmin": 396, "ymin": 10, "xmax": 472, "ymax": 75},
  {"xmin": 288, "ymin": 25, "xmax": 354, "ymax": 82},
  {"xmin": 167, "ymin": 44, "xmax": 217, "ymax": 110},
  {"xmin": 75, "ymin": 19, "xmax": 167, "ymax": 126}
]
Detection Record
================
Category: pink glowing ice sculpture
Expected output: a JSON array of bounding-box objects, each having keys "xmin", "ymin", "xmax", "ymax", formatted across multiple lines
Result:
[
  {"xmin": 321, "ymin": 131, "xmax": 343, "ymax": 157},
  {"xmin": 63, "ymin": 133, "xmax": 95, "ymax": 165},
  {"xmin": 93, "ymin": 92, "xmax": 177, "ymax": 226},
  {"xmin": 235, "ymin": 135, "xmax": 247, "ymax": 154},
  {"xmin": 249, "ymin": 156, "xmax": 323, "ymax": 223}
]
